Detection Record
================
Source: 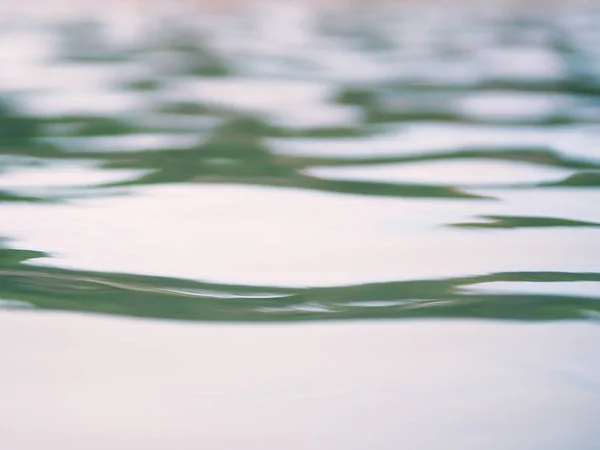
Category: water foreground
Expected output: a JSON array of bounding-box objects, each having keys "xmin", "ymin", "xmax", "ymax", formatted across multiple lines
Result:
[{"xmin": 1, "ymin": 311, "xmax": 599, "ymax": 450}]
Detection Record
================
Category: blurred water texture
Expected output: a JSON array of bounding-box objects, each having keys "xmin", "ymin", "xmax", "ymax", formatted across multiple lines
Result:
[{"xmin": 0, "ymin": 0, "xmax": 599, "ymax": 321}]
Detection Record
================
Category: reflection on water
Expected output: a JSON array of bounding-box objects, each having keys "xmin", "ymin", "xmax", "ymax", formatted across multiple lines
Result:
[{"xmin": 0, "ymin": 0, "xmax": 599, "ymax": 321}]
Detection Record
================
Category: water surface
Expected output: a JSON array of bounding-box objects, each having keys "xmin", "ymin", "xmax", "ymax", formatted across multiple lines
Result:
[
  {"xmin": 1, "ymin": 0, "xmax": 599, "ymax": 320},
  {"xmin": 1, "ymin": 2, "xmax": 600, "ymax": 449}
]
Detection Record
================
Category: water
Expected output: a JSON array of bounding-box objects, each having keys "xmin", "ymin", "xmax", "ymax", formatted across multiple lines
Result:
[
  {"xmin": 1, "ymin": 0, "xmax": 599, "ymax": 321},
  {"xmin": 1, "ymin": 314, "xmax": 599, "ymax": 450},
  {"xmin": 0, "ymin": 1, "xmax": 599, "ymax": 448}
]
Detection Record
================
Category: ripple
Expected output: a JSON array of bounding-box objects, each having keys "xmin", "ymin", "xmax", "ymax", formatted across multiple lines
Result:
[
  {"xmin": 456, "ymin": 91, "xmax": 570, "ymax": 123},
  {"xmin": 461, "ymin": 281, "xmax": 600, "ymax": 298},
  {"xmin": 479, "ymin": 46, "xmax": 568, "ymax": 83},
  {"xmin": 268, "ymin": 122, "xmax": 599, "ymax": 162},
  {"xmin": 0, "ymin": 160, "xmax": 149, "ymax": 191},
  {"xmin": 18, "ymin": 89, "xmax": 152, "ymax": 117},
  {"xmin": 1, "ymin": 184, "xmax": 599, "ymax": 287},
  {"xmin": 41, "ymin": 133, "xmax": 203, "ymax": 153},
  {"xmin": 163, "ymin": 77, "xmax": 335, "ymax": 114},
  {"xmin": 305, "ymin": 159, "xmax": 573, "ymax": 186},
  {"xmin": 0, "ymin": 61, "xmax": 138, "ymax": 92}
]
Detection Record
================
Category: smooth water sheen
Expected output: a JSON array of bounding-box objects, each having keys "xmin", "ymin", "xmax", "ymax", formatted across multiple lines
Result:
[
  {"xmin": 1, "ymin": 312, "xmax": 599, "ymax": 450},
  {"xmin": 0, "ymin": 1, "xmax": 599, "ymax": 448}
]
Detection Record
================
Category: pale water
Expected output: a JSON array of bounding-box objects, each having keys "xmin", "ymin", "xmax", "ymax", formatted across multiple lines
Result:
[{"xmin": 0, "ymin": 1, "xmax": 599, "ymax": 448}]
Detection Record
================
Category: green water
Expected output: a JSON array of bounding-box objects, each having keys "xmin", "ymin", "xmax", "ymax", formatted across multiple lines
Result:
[{"xmin": 0, "ymin": 1, "xmax": 599, "ymax": 322}]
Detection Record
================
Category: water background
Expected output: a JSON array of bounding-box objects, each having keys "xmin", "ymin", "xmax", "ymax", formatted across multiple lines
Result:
[{"xmin": 1, "ymin": 0, "xmax": 599, "ymax": 321}]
